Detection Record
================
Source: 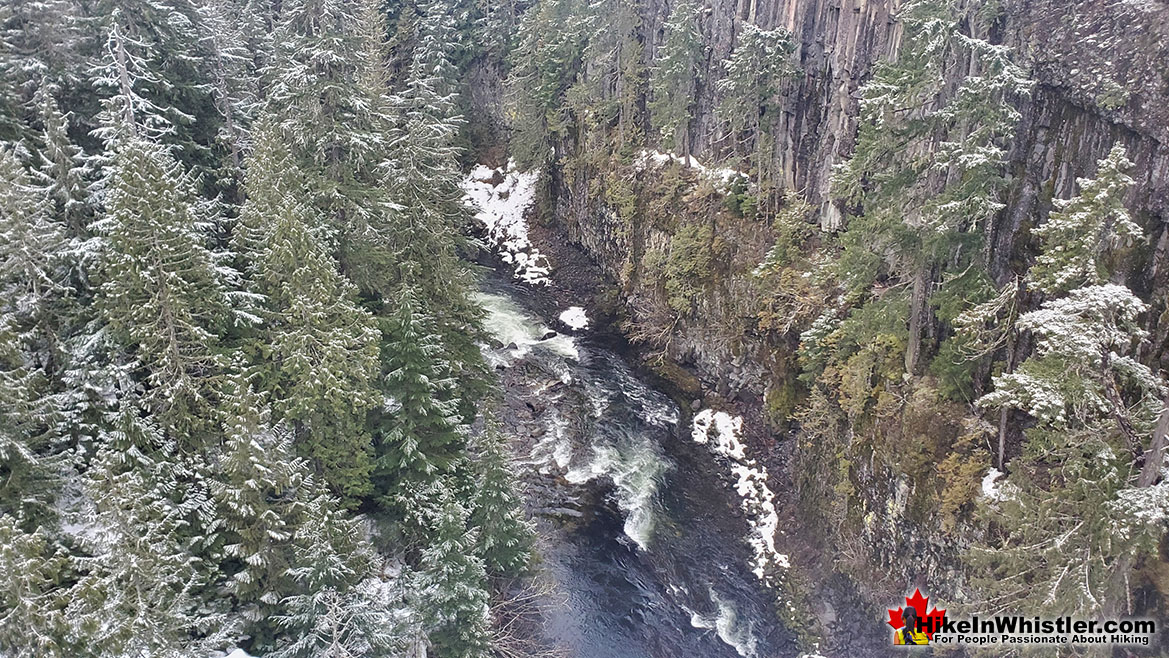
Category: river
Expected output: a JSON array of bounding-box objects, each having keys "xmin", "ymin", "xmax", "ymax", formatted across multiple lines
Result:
[{"xmin": 476, "ymin": 276, "xmax": 800, "ymax": 658}]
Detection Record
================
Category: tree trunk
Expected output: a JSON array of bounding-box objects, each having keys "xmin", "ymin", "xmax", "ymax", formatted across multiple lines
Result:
[
  {"xmin": 1137, "ymin": 400, "xmax": 1169, "ymax": 488},
  {"xmin": 997, "ymin": 329, "xmax": 1018, "ymax": 471},
  {"xmin": 905, "ymin": 266, "xmax": 929, "ymax": 374}
]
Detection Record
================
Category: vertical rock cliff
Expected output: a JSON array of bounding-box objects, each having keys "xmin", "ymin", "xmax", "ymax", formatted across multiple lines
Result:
[{"xmin": 468, "ymin": 0, "xmax": 1169, "ymax": 644}]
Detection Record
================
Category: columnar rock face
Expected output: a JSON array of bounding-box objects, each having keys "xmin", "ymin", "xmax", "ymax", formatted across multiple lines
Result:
[
  {"xmin": 492, "ymin": 0, "xmax": 1169, "ymax": 375},
  {"xmin": 471, "ymin": 0, "xmax": 1169, "ymax": 625},
  {"xmin": 665, "ymin": 0, "xmax": 1169, "ymax": 225}
]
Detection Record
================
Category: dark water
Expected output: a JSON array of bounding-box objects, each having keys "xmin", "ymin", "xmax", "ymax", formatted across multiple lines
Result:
[{"xmin": 478, "ymin": 278, "xmax": 797, "ymax": 658}]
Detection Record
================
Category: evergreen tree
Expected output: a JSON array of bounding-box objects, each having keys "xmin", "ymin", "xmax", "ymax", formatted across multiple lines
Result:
[
  {"xmin": 416, "ymin": 489, "xmax": 491, "ymax": 658},
  {"xmin": 972, "ymin": 146, "xmax": 1166, "ymax": 620},
  {"xmin": 831, "ymin": 0, "xmax": 1032, "ymax": 372},
  {"xmin": 0, "ymin": 145, "xmax": 70, "ymax": 326},
  {"xmin": 235, "ymin": 123, "xmax": 380, "ymax": 502},
  {"xmin": 0, "ymin": 0, "xmax": 81, "ymax": 142},
  {"xmin": 92, "ymin": 137, "xmax": 232, "ymax": 437},
  {"xmin": 0, "ymin": 327, "xmax": 61, "ymax": 523},
  {"xmin": 374, "ymin": 295, "xmax": 466, "ymax": 509},
  {"xmin": 31, "ymin": 82, "xmax": 91, "ymax": 236},
  {"xmin": 469, "ymin": 420, "xmax": 533, "ymax": 578},
  {"xmin": 0, "ymin": 514, "xmax": 70, "ymax": 657},
  {"xmin": 90, "ymin": 14, "xmax": 187, "ymax": 145},
  {"xmin": 265, "ymin": 0, "xmax": 374, "ymax": 226},
  {"xmin": 0, "ymin": 147, "xmax": 69, "ymax": 522},
  {"xmin": 211, "ymin": 375, "xmax": 308, "ymax": 628},
  {"xmin": 506, "ymin": 0, "xmax": 589, "ymax": 168},
  {"xmin": 197, "ymin": 0, "xmax": 263, "ymax": 197},
  {"xmin": 81, "ymin": 0, "xmax": 221, "ymax": 170},
  {"xmin": 69, "ymin": 413, "xmax": 235, "ymax": 657},
  {"xmin": 388, "ymin": 2, "xmax": 488, "ymax": 403},
  {"xmin": 715, "ymin": 22, "xmax": 796, "ymax": 186},
  {"xmin": 271, "ymin": 493, "xmax": 404, "ymax": 658},
  {"xmin": 1028, "ymin": 143, "xmax": 1142, "ymax": 296},
  {"xmin": 337, "ymin": 0, "xmax": 408, "ymax": 297},
  {"xmin": 649, "ymin": 0, "xmax": 704, "ymax": 160}
]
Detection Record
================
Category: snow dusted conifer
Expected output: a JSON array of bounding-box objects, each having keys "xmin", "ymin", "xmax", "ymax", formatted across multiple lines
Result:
[
  {"xmin": 1028, "ymin": 143, "xmax": 1142, "ymax": 296},
  {"xmin": 266, "ymin": 0, "xmax": 365, "ymax": 184},
  {"xmin": 978, "ymin": 284, "xmax": 1162, "ymax": 427},
  {"xmin": 0, "ymin": 0, "xmax": 81, "ymax": 142},
  {"xmin": 93, "ymin": 136, "xmax": 231, "ymax": 437},
  {"xmin": 69, "ymin": 413, "xmax": 235, "ymax": 657},
  {"xmin": 0, "ymin": 146, "xmax": 69, "ymax": 325},
  {"xmin": 470, "ymin": 420, "xmax": 533, "ymax": 577},
  {"xmin": 197, "ymin": 0, "xmax": 262, "ymax": 195},
  {"xmin": 0, "ymin": 514, "xmax": 70, "ymax": 657},
  {"xmin": 236, "ymin": 123, "xmax": 380, "ymax": 503},
  {"xmin": 650, "ymin": 0, "xmax": 704, "ymax": 159},
  {"xmin": 386, "ymin": 2, "xmax": 488, "ymax": 399},
  {"xmin": 32, "ymin": 83, "xmax": 90, "ymax": 236},
  {"xmin": 416, "ymin": 487, "xmax": 492, "ymax": 658},
  {"xmin": 211, "ymin": 374, "xmax": 308, "ymax": 626},
  {"xmin": 830, "ymin": 0, "xmax": 1032, "ymax": 372},
  {"xmin": 0, "ymin": 147, "xmax": 69, "ymax": 521},
  {"xmin": 91, "ymin": 15, "xmax": 181, "ymax": 145},
  {"xmin": 0, "ymin": 327, "xmax": 61, "ymax": 523},
  {"xmin": 82, "ymin": 0, "xmax": 219, "ymax": 169},
  {"xmin": 972, "ymin": 143, "xmax": 1166, "ymax": 620},
  {"xmin": 715, "ymin": 23, "xmax": 796, "ymax": 162},
  {"xmin": 271, "ymin": 492, "xmax": 405, "ymax": 658},
  {"xmin": 335, "ymin": 0, "xmax": 409, "ymax": 298},
  {"xmin": 978, "ymin": 147, "xmax": 1161, "ymax": 433},
  {"xmin": 375, "ymin": 293, "xmax": 466, "ymax": 508}
]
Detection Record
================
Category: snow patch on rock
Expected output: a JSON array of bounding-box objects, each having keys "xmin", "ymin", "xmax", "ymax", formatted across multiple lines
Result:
[
  {"xmin": 691, "ymin": 409, "xmax": 789, "ymax": 586},
  {"xmin": 462, "ymin": 161, "xmax": 551, "ymax": 285},
  {"xmin": 559, "ymin": 306, "xmax": 590, "ymax": 330},
  {"xmin": 980, "ymin": 467, "xmax": 1021, "ymax": 503},
  {"xmin": 692, "ymin": 409, "xmax": 746, "ymax": 460},
  {"xmin": 635, "ymin": 149, "xmax": 747, "ymax": 191},
  {"xmin": 981, "ymin": 468, "xmax": 1005, "ymax": 500}
]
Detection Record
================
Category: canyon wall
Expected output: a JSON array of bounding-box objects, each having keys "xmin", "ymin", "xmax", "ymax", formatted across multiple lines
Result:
[{"xmin": 470, "ymin": 0, "xmax": 1169, "ymax": 639}]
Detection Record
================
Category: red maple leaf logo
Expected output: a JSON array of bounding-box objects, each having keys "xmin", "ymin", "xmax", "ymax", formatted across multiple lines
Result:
[{"xmin": 887, "ymin": 589, "xmax": 947, "ymax": 640}]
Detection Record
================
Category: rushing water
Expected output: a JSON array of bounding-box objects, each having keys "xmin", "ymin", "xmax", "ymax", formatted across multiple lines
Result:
[{"xmin": 476, "ymin": 279, "xmax": 797, "ymax": 658}]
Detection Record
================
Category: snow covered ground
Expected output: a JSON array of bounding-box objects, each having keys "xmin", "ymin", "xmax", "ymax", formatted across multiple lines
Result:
[
  {"xmin": 691, "ymin": 410, "xmax": 789, "ymax": 584},
  {"xmin": 462, "ymin": 161, "xmax": 552, "ymax": 285}
]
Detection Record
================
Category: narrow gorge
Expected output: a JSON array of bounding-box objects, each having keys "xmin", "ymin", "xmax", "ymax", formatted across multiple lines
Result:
[{"xmin": 0, "ymin": 0, "xmax": 1166, "ymax": 656}]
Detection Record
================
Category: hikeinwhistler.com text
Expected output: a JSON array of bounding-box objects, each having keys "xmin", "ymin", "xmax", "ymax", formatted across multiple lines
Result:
[{"xmin": 927, "ymin": 616, "xmax": 1156, "ymax": 647}]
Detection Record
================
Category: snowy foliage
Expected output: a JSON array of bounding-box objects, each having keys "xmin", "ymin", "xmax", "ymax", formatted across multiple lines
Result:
[
  {"xmin": 469, "ymin": 422, "xmax": 534, "ymax": 576},
  {"xmin": 272, "ymin": 495, "xmax": 405, "ymax": 658},
  {"xmin": 415, "ymin": 489, "xmax": 492, "ymax": 658},
  {"xmin": 649, "ymin": 0, "xmax": 703, "ymax": 152},
  {"xmin": 1029, "ymin": 143, "xmax": 1143, "ymax": 295},
  {"xmin": 0, "ymin": 146, "xmax": 69, "ymax": 322},
  {"xmin": 92, "ymin": 138, "xmax": 233, "ymax": 433},
  {"xmin": 979, "ymin": 284, "xmax": 1160, "ymax": 425}
]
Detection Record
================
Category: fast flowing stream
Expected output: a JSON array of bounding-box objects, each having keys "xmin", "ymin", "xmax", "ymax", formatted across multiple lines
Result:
[{"xmin": 476, "ymin": 276, "xmax": 798, "ymax": 658}]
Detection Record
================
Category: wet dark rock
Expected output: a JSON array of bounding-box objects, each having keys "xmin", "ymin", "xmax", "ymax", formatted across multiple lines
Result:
[
  {"xmin": 540, "ymin": 330, "xmax": 557, "ymax": 340},
  {"xmin": 535, "ymin": 506, "xmax": 585, "ymax": 518}
]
